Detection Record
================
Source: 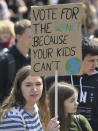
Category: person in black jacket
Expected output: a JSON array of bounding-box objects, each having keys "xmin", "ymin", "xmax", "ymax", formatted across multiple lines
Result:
[
  {"xmin": 0, "ymin": 19, "xmax": 32, "ymax": 103},
  {"xmin": 45, "ymin": 37, "xmax": 98, "ymax": 131}
]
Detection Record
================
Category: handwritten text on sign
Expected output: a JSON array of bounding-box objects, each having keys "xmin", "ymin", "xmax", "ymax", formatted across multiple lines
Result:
[{"xmin": 31, "ymin": 3, "xmax": 82, "ymax": 76}]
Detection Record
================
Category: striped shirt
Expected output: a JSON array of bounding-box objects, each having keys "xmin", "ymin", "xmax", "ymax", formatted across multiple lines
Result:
[{"xmin": 0, "ymin": 106, "xmax": 43, "ymax": 131}]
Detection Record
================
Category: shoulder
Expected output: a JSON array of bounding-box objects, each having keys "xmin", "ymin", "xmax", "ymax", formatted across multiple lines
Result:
[
  {"xmin": 0, "ymin": 48, "xmax": 14, "ymax": 63},
  {"xmin": 1, "ymin": 107, "xmax": 23, "ymax": 121},
  {"xmin": 77, "ymin": 114, "xmax": 93, "ymax": 131},
  {"xmin": 78, "ymin": 114, "xmax": 87, "ymax": 121},
  {"xmin": 75, "ymin": 114, "xmax": 90, "ymax": 123},
  {"xmin": 0, "ymin": 49, "xmax": 9, "ymax": 71},
  {"xmin": 0, "ymin": 48, "xmax": 8, "ymax": 59},
  {"xmin": 73, "ymin": 114, "xmax": 90, "ymax": 126},
  {"xmin": 0, "ymin": 107, "xmax": 25, "ymax": 130},
  {"xmin": 0, "ymin": 107, "xmax": 24, "ymax": 124}
]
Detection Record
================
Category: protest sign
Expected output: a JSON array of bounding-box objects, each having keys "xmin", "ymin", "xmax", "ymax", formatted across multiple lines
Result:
[{"xmin": 31, "ymin": 3, "xmax": 82, "ymax": 76}]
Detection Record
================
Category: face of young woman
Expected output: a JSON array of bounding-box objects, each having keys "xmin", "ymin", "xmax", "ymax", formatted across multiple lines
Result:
[
  {"xmin": 64, "ymin": 92, "xmax": 78, "ymax": 114},
  {"xmin": 21, "ymin": 75, "xmax": 43, "ymax": 105}
]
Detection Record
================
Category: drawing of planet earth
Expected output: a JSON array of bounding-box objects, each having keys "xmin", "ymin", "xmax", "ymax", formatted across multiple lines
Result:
[{"xmin": 65, "ymin": 57, "xmax": 82, "ymax": 75}]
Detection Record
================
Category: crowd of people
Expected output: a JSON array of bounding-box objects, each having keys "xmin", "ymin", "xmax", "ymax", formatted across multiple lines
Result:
[{"xmin": 0, "ymin": 0, "xmax": 98, "ymax": 131}]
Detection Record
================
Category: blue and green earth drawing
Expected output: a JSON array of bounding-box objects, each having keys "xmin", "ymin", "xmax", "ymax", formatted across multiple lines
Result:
[{"xmin": 65, "ymin": 57, "xmax": 82, "ymax": 75}]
